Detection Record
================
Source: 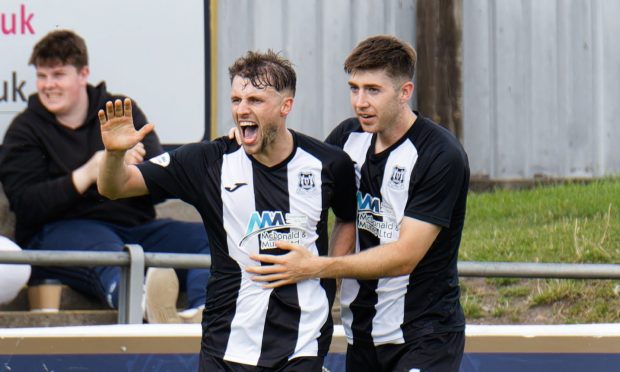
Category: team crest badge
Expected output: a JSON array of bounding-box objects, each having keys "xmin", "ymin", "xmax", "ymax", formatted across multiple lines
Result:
[
  {"xmin": 388, "ymin": 166, "xmax": 406, "ymax": 190},
  {"xmin": 297, "ymin": 170, "xmax": 317, "ymax": 194}
]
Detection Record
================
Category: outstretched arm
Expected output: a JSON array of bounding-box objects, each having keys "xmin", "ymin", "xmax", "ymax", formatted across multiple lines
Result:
[
  {"xmin": 247, "ymin": 216, "xmax": 440, "ymax": 288},
  {"xmin": 97, "ymin": 98, "xmax": 152, "ymax": 199}
]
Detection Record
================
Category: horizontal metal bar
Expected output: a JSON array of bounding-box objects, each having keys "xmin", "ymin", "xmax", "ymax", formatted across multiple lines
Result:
[
  {"xmin": 0, "ymin": 250, "xmax": 129, "ymax": 266},
  {"xmin": 1, "ymin": 251, "xmax": 619, "ymax": 280},
  {"xmin": 0, "ymin": 250, "xmax": 211, "ymax": 269},
  {"xmin": 458, "ymin": 261, "xmax": 620, "ymax": 279},
  {"xmin": 144, "ymin": 252, "xmax": 211, "ymax": 269}
]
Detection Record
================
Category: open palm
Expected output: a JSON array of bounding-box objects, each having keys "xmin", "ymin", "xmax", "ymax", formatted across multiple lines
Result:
[{"xmin": 98, "ymin": 98, "xmax": 153, "ymax": 152}]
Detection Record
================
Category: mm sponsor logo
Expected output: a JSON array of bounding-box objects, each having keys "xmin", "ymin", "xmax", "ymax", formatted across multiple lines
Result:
[
  {"xmin": 356, "ymin": 191, "xmax": 397, "ymax": 240},
  {"xmin": 356, "ymin": 191, "xmax": 381, "ymax": 215},
  {"xmin": 240, "ymin": 211, "xmax": 311, "ymax": 249},
  {"xmin": 246, "ymin": 211, "xmax": 287, "ymax": 234}
]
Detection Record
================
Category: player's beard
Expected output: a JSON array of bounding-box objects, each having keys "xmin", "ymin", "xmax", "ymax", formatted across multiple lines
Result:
[{"xmin": 260, "ymin": 122, "xmax": 279, "ymax": 150}]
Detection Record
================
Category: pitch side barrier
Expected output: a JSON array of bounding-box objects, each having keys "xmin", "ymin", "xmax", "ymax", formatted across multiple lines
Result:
[
  {"xmin": 2, "ymin": 249, "xmax": 620, "ymax": 371},
  {"xmin": 1, "ymin": 246, "xmax": 620, "ymax": 324},
  {"xmin": 3, "ymin": 324, "xmax": 620, "ymax": 372}
]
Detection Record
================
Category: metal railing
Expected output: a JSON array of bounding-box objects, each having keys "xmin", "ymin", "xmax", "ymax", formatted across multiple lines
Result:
[
  {"xmin": 1, "ymin": 247, "xmax": 619, "ymax": 324},
  {"xmin": 0, "ymin": 245, "xmax": 211, "ymax": 324},
  {"xmin": 457, "ymin": 261, "xmax": 620, "ymax": 279}
]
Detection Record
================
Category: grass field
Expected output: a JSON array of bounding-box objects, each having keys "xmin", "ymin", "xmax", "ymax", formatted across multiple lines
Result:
[
  {"xmin": 329, "ymin": 177, "xmax": 620, "ymax": 324},
  {"xmin": 460, "ymin": 177, "xmax": 620, "ymax": 324}
]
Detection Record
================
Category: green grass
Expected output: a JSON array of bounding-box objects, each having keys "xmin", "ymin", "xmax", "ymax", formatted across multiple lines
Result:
[
  {"xmin": 460, "ymin": 178, "xmax": 620, "ymax": 264},
  {"xmin": 329, "ymin": 177, "xmax": 620, "ymax": 323},
  {"xmin": 459, "ymin": 178, "xmax": 620, "ymax": 323}
]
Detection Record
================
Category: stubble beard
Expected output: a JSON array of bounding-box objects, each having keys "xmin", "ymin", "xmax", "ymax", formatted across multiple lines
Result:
[
  {"xmin": 260, "ymin": 122, "xmax": 279, "ymax": 150},
  {"xmin": 245, "ymin": 122, "xmax": 279, "ymax": 156}
]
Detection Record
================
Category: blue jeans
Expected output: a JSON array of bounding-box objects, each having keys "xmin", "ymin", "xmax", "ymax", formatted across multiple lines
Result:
[{"xmin": 27, "ymin": 218, "xmax": 210, "ymax": 309}]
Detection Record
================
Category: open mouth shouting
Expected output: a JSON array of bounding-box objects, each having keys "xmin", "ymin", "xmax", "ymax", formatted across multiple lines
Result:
[{"xmin": 239, "ymin": 121, "xmax": 259, "ymax": 145}]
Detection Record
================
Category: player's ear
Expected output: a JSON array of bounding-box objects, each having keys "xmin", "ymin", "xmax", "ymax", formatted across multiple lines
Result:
[
  {"xmin": 400, "ymin": 81, "xmax": 414, "ymax": 103},
  {"xmin": 280, "ymin": 96, "xmax": 294, "ymax": 117}
]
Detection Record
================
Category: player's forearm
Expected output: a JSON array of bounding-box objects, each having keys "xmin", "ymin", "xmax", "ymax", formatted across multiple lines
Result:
[
  {"xmin": 321, "ymin": 241, "xmax": 417, "ymax": 279},
  {"xmin": 97, "ymin": 150, "xmax": 130, "ymax": 199},
  {"xmin": 329, "ymin": 219, "xmax": 356, "ymax": 257}
]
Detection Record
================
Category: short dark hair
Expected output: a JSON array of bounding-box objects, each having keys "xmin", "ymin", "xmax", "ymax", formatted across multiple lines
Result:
[
  {"xmin": 228, "ymin": 50, "xmax": 296, "ymax": 96},
  {"xmin": 29, "ymin": 30, "xmax": 88, "ymax": 69},
  {"xmin": 344, "ymin": 35, "xmax": 417, "ymax": 81}
]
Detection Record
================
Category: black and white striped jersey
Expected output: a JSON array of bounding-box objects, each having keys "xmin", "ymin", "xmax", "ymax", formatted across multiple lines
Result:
[
  {"xmin": 137, "ymin": 130, "xmax": 356, "ymax": 367},
  {"xmin": 326, "ymin": 113, "xmax": 469, "ymax": 346}
]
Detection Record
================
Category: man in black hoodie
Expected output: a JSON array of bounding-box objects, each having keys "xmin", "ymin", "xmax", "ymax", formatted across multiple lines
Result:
[{"xmin": 0, "ymin": 30, "xmax": 210, "ymax": 323}]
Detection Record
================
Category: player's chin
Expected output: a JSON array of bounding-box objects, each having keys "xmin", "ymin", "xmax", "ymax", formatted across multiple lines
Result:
[{"xmin": 359, "ymin": 122, "xmax": 380, "ymax": 133}]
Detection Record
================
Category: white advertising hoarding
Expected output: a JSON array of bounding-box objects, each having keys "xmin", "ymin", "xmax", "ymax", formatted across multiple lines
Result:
[{"xmin": 0, "ymin": 0, "xmax": 207, "ymax": 145}]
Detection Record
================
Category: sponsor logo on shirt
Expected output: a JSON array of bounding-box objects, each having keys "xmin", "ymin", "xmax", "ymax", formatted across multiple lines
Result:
[
  {"xmin": 149, "ymin": 152, "xmax": 170, "ymax": 167},
  {"xmin": 356, "ymin": 191, "xmax": 399, "ymax": 240},
  {"xmin": 239, "ymin": 211, "xmax": 312, "ymax": 250}
]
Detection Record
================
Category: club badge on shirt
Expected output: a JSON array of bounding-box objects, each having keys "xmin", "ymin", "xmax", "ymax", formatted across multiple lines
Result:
[
  {"xmin": 297, "ymin": 170, "xmax": 317, "ymax": 194},
  {"xmin": 388, "ymin": 165, "xmax": 407, "ymax": 190}
]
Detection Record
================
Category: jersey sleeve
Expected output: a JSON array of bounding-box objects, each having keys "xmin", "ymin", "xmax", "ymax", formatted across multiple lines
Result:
[
  {"xmin": 329, "ymin": 151, "xmax": 357, "ymax": 222},
  {"xmin": 137, "ymin": 141, "xmax": 224, "ymax": 206},
  {"xmin": 325, "ymin": 118, "xmax": 359, "ymax": 148},
  {"xmin": 404, "ymin": 146, "xmax": 468, "ymax": 228}
]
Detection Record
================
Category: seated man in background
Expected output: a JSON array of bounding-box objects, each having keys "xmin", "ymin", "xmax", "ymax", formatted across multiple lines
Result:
[{"xmin": 0, "ymin": 29, "xmax": 210, "ymax": 323}]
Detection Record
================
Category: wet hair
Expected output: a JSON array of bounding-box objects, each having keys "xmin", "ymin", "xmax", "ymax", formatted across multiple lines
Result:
[
  {"xmin": 344, "ymin": 35, "xmax": 417, "ymax": 81},
  {"xmin": 228, "ymin": 50, "xmax": 296, "ymax": 96},
  {"xmin": 29, "ymin": 29, "xmax": 88, "ymax": 69}
]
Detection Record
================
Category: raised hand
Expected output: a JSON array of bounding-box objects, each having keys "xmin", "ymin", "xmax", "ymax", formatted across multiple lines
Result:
[{"xmin": 98, "ymin": 99, "xmax": 153, "ymax": 152}]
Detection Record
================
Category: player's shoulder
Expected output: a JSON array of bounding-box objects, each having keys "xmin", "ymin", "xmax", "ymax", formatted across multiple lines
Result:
[
  {"xmin": 326, "ymin": 117, "xmax": 364, "ymax": 146},
  {"xmin": 293, "ymin": 130, "xmax": 349, "ymax": 160},
  {"xmin": 412, "ymin": 114, "xmax": 468, "ymax": 167},
  {"xmin": 170, "ymin": 136, "xmax": 240, "ymax": 161}
]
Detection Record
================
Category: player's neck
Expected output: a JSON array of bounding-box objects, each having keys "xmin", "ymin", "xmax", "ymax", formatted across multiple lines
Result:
[
  {"xmin": 253, "ymin": 128, "xmax": 294, "ymax": 167},
  {"xmin": 375, "ymin": 109, "xmax": 417, "ymax": 153}
]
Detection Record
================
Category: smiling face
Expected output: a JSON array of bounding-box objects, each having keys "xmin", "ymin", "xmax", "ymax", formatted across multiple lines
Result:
[
  {"xmin": 230, "ymin": 75, "xmax": 293, "ymax": 157},
  {"xmin": 35, "ymin": 63, "xmax": 89, "ymax": 118}
]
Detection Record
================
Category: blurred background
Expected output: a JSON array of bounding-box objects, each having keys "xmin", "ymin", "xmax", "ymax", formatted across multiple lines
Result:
[{"xmin": 1, "ymin": 0, "xmax": 619, "ymax": 182}]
